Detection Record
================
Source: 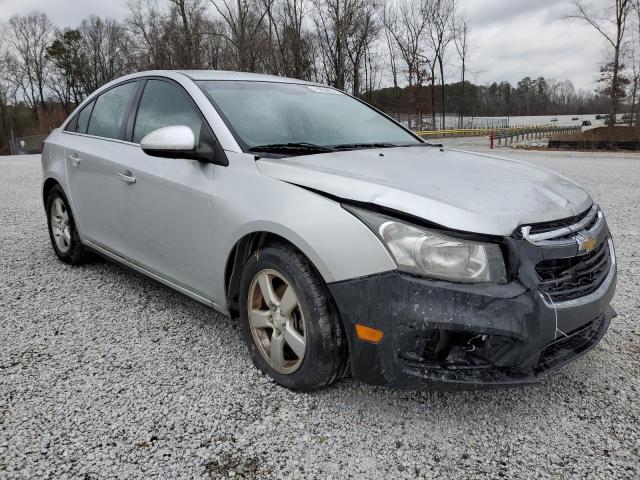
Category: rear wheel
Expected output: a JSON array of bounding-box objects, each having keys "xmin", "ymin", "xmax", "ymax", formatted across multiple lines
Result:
[
  {"xmin": 238, "ymin": 244, "xmax": 349, "ymax": 391},
  {"xmin": 46, "ymin": 184, "xmax": 88, "ymax": 265}
]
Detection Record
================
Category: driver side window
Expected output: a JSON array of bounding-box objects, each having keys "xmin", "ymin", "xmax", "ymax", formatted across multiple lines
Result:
[{"xmin": 133, "ymin": 80, "xmax": 203, "ymax": 144}]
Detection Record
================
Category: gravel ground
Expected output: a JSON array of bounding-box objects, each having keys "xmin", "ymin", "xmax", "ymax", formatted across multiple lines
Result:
[{"xmin": 1, "ymin": 144, "xmax": 639, "ymax": 479}]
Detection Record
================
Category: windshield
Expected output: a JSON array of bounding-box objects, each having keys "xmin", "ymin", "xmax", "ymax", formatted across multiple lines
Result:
[{"xmin": 197, "ymin": 81, "xmax": 421, "ymax": 152}]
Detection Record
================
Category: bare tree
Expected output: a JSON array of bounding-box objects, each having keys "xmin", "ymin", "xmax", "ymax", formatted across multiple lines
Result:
[
  {"xmin": 382, "ymin": 7, "xmax": 400, "ymax": 105},
  {"xmin": 314, "ymin": 0, "xmax": 379, "ymax": 94},
  {"xmin": 262, "ymin": 0, "xmax": 315, "ymax": 79},
  {"xmin": 80, "ymin": 17, "xmax": 130, "ymax": 93},
  {"xmin": 384, "ymin": 0, "xmax": 431, "ymax": 128},
  {"xmin": 427, "ymin": 0, "xmax": 456, "ymax": 130},
  {"xmin": 165, "ymin": 0, "xmax": 212, "ymax": 68},
  {"xmin": 362, "ymin": 46, "xmax": 382, "ymax": 103},
  {"xmin": 127, "ymin": 0, "xmax": 174, "ymax": 68},
  {"xmin": 314, "ymin": 0, "xmax": 354, "ymax": 90},
  {"xmin": 628, "ymin": 51, "xmax": 639, "ymax": 125},
  {"xmin": 211, "ymin": 0, "xmax": 268, "ymax": 71},
  {"xmin": 7, "ymin": 12, "xmax": 55, "ymax": 120},
  {"xmin": 384, "ymin": 0, "xmax": 428, "ymax": 88},
  {"xmin": 126, "ymin": 0, "xmax": 235, "ymax": 71},
  {"xmin": 46, "ymin": 29, "xmax": 85, "ymax": 112},
  {"xmin": 453, "ymin": 14, "xmax": 469, "ymax": 128},
  {"xmin": 627, "ymin": 15, "xmax": 640, "ymax": 126},
  {"xmin": 202, "ymin": 17, "xmax": 234, "ymax": 69},
  {"xmin": 630, "ymin": 0, "xmax": 640, "ymax": 126},
  {"xmin": 0, "ymin": 48, "xmax": 20, "ymax": 147},
  {"xmin": 558, "ymin": 79, "xmax": 577, "ymax": 108},
  {"xmin": 569, "ymin": 0, "xmax": 632, "ymax": 128},
  {"xmin": 168, "ymin": 0, "xmax": 195, "ymax": 67},
  {"xmin": 345, "ymin": 0, "xmax": 380, "ymax": 96}
]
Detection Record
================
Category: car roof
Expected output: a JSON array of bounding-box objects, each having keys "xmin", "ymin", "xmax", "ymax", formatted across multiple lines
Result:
[
  {"xmin": 58, "ymin": 69, "xmax": 331, "ymax": 144},
  {"xmin": 175, "ymin": 70, "xmax": 317, "ymax": 85}
]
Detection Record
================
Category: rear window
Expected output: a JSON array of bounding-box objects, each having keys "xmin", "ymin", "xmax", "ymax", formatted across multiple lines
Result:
[
  {"xmin": 75, "ymin": 100, "xmax": 94, "ymax": 134},
  {"xmin": 64, "ymin": 100, "xmax": 94, "ymax": 134}
]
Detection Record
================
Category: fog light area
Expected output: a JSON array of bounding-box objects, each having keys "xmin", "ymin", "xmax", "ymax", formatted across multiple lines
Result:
[{"xmin": 399, "ymin": 330, "xmax": 519, "ymax": 369}]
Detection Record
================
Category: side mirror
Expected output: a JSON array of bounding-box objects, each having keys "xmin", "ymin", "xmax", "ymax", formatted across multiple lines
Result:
[{"xmin": 140, "ymin": 125, "xmax": 196, "ymax": 158}]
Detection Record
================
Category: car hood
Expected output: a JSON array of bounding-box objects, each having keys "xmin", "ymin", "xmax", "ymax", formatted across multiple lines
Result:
[{"xmin": 256, "ymin": 147, "xmax": 592, "ymax": 236}]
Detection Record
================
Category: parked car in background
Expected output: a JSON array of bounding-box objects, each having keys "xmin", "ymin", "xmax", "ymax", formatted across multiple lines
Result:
[
  {"xmin": 582, "ymin": 120, "xmax": 592, "ymax": 126},
  {"xmin": 572, "ymin": 117, "xmax": 579, "ymax": 121},
  {"xmin": 41, "ymin": 70, "xmax": 617, "ymax": 391}
]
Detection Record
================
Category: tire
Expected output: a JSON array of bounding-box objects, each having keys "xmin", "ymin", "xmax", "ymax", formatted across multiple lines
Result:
[
  {"xmin": 238, "ymin": 243, "xmax": 349, "ymax": 391},
  {"xmin": 46, "ymin": 184, "xmax": 89, "ymax": 265}
]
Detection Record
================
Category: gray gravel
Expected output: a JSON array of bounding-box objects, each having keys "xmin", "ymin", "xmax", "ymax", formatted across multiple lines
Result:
[{"xmin": 1, "ymin": 144, "xmax": 639, "ymax": 479}]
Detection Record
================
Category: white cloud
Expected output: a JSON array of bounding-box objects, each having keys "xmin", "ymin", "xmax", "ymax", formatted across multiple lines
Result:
[
  {"xmin": 0, "ymin": 0, "xmax": 129, "ymax": 28},
  {"xmin": 458, "ymin": 0, "xmax": 613, "ymax": 91}
]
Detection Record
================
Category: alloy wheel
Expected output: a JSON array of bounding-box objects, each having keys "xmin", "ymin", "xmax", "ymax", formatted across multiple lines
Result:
[
  {"xmin": 50, "ymin": 197, "xmax": 71, "ymax": 254},
  {"xmin": 247, "ymin": 269, "xmax": 306, "ymax": 374}
]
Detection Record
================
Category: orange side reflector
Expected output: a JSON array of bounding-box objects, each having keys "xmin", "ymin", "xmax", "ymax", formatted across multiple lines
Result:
[{"xmin": 355, "ymin": 323, "xmax": 384, "ymax": 344}]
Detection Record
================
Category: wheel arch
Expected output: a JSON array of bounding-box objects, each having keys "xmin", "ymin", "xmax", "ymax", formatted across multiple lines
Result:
[
  {"xmin": 224, "ymin": 230, "xmax": 331, "ymax": 319},
  {"xmin": 42, "ymin": 177, "xmax": 61, "ymax": 207}
]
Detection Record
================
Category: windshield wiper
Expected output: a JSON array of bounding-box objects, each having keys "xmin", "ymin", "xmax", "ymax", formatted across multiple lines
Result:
[
  {"xmin": 248, "ymin": 142, "xmax": 334, "ymax": 156},
  {"xmin": 331, "ymin": 142, "xmax": 399, "ymax": 151},
  {"xmin": 403, "ymin": 142, "xmax": 443, "ymax": 148}
]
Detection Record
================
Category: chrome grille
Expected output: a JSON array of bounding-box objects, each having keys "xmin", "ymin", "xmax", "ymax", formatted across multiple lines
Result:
[
  {"xmin": 521, "ymin": 204, "xmax": 604, "ymax": 250},
  {"xmin": 520, "ymin": 205, "xmax": 614, "ymax": 304},
  {"xmin": 536, "ymin": 240, "xmax": 611, "ymax": 302},
  {"xmin": 525, "ymin": 206, "xmax": 595, "ymax": 236}
]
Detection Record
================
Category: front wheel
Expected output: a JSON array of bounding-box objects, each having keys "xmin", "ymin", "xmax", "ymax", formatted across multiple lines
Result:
[{"xmin": 238, "ymin": 244, "xmax": 349, "ymax": 391}]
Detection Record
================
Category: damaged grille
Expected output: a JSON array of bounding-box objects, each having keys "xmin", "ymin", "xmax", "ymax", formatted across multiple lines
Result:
[
  {"xmin": 536, "ymin": 239, "xmax": 611, "ymax": 302},
  {"xmin": 520, "ymin": 204, "xmax": 613, "ymax": 303},
  {"xmin": 537, "ymin": 316, "xmax": 604, "ymax": 371},
  {"xmin": 528, "ymin": 206, "xmax": 598, "ymax": 240}
]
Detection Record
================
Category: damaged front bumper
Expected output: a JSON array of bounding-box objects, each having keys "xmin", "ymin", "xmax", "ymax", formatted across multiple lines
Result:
[{"xmin": 328, "ymin": 247, "xmax": 617, "ymax": 391}]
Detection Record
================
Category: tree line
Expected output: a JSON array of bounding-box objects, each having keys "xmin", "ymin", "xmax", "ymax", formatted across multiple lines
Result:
[
  {"xmin": 0, "ymin": 0, "xmax": 631, "ymax": 153},
  {"xmin": 371, "ymin": 78, "xmax": 610, "ymax": 129}
]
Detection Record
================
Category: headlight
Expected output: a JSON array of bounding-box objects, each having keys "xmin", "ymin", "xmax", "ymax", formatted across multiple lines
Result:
[{"xmin": 345, "ymin": 206, "xmax": 507, "ymax": 283}]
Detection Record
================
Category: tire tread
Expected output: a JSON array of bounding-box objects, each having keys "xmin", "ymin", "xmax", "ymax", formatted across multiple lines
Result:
[
  {"xmin": 46, "ymin": 184, "xmax": 89, "ymax": 265},
  {"xmin": 239, "ymin": 241, "xmax": 349, "ymax": 391}
]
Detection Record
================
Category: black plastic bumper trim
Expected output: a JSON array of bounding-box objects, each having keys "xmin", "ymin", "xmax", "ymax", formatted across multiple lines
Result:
[{"xmin": 328, "ymin": 270, "xmax": 616, "ymax": 391}]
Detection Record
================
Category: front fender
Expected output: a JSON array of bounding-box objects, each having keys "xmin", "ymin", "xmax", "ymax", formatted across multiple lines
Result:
[{"xmin": 209, "ymin": 152, "xmax": 396, "ymax": 307}]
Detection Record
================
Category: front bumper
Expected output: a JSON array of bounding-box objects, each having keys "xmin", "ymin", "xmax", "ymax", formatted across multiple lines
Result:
[{"xmin": 328, "ymin": 265, "xmax": 616, "ymax": 391}]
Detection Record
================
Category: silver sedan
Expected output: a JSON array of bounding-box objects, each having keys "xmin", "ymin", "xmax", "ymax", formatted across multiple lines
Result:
[{"xmin": 42, "ymin": 70, "xmax": 616, "ymax": 391}]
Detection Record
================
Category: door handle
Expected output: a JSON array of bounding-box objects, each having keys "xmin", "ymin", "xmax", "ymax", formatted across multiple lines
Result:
[
  {"xmin": 118, "ymin": 171, "xmax": 136, "ymax": 184},
  {"xmin": 68, "ymin": 153, "xmax": 81, "ymax": 167}
]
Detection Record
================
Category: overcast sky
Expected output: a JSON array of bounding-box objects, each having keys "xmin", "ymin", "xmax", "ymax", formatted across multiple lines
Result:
[{"xmin": 0, "ymin": 0, "xmax": 611, "ymax": 92}]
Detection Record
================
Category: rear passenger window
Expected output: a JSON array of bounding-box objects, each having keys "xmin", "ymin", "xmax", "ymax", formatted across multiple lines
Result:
[
  {"xmin": 87, "ymin": 82, "xmax": 137, "ymax": 140},
  {"xmin": 74, "ymin": 100, "xmax": 94, "ymax": 134},
  {"xmin": 133, "ymin": 80, "xmax": 202, "ymax": 144}
]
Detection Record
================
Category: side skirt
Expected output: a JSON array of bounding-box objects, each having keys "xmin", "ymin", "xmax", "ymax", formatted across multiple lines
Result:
[{"xmin": 83, "ymin": 240, "xmax": 230, "ymax": 316}]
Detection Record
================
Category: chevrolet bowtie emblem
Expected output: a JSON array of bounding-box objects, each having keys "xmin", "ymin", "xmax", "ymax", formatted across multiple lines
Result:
[{"xmin": 578, "ymin": 235, "xmax": 597, "ymax": 253}]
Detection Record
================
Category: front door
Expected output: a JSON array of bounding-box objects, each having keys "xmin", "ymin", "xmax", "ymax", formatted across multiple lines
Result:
[{"xmin": 116, "ymin": 79, "xmax": 218, "ymax": 299}]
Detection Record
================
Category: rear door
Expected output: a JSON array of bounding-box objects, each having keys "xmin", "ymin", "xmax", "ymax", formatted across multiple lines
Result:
[
  {"xmin": 63, "ymin": 80, "xmax": 140, "ymax": 253},
  {"xmin": 117, "ymin": 78, "xmax": 218, "ymax": 299}
]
